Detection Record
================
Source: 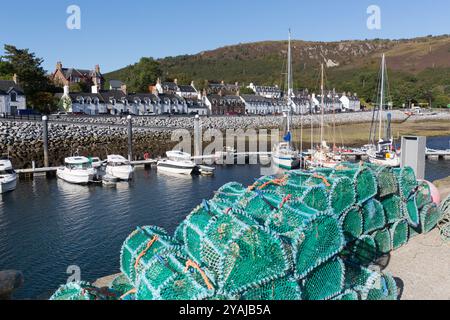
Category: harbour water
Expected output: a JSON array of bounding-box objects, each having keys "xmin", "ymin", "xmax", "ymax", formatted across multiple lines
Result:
[{"xmin": 1, "ymin": 136, "xmax": 449, "ymax": 299}]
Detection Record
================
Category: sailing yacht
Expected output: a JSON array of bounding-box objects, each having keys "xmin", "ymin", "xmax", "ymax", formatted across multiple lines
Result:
[
  {"xmin": 0, "ymin": 159, "xmax": 17, "ymax": 194},
  {"xmin": 307, "ymin": 65, "xmax": 341, "ymax": 169},
  {"xmin": 157, "ymin": 151, "xmax": 198, "ymax": 175},
  {"xmin": 367, "ymin": 54, "xmax": 400, "ymax": 167},
  {"xmin": 272, "ymin": 30, "xmax": 301, "ymax": 170}
]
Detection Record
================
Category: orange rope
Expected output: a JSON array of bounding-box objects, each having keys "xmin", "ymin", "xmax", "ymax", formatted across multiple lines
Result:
[
  {"xmin": 134, "ymin": 235, "xmax": 159, "ymax": 270},
  {"xmin": 279, "ymin": 194, "xmax": 292, "ymax": 209},
  {"xmin": 184, "ymin": 259, "xmax": 214, "ymax": 290},
  {"xmin": 120, "ymin": 288, "xmax": 137, "ymax": 300},
  {"xmin": 258, "ymin": 176, "xmax": 288, "ymax": 190},
  {"xmin": 312, "ymin": 173, "xmax": 331, "ymax": 187}
]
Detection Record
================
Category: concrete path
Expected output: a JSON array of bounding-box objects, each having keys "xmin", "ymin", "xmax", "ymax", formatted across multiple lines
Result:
[{"xmin": 384, "ymin": 229, "xmax": 450, "ymax": 300}]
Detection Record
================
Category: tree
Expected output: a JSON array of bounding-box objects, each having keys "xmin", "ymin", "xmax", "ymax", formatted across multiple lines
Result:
[
  {"xmin": 125, "ymin": 57, "xmax": 162, "ymax": 92},
  {"xmin": 1, "ymin": 45, "xmax": 57, "ymax": 113}
]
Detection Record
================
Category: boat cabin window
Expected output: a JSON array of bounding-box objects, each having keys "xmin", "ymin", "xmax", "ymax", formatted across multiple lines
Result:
[
  {"xmin": 0, "ymin": 169, "xmax": 14, "ymax": 175},
  {"xmin": 66, "ymin": 162, "xmax": 92, "ymax": 170}
]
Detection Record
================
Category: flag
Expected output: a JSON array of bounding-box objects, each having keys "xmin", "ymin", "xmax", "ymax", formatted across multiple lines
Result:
[{"xmin": 283, "ymin": 132, "xmax": 292, "ymax": 142}]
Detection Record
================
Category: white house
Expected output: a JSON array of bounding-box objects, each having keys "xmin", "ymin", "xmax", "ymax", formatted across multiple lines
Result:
[
  {"xmin": 0, "ymin": 77, "xmax": 26, "ymax": 115},
  {"xmin": 247, "ymin": 83, "xmax": 282, "ymax": 99}
]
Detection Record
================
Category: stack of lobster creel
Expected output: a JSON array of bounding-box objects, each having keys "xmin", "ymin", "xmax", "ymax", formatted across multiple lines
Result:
[{"xmin": 50, "ymin": 163, "xmax": 447, "ymax": 301}]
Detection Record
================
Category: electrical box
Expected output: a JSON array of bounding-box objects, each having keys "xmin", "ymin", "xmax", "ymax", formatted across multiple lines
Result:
[{"xmin": 401, "ymin": 136, "xmax": 426, "ymax": 180}]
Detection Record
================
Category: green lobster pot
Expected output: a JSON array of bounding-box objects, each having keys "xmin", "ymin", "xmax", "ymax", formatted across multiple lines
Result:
[
  {"xmin": 135, "ymin": 250, "xmax": 214, "ymax": 300},
  {"xmin": 293, "ymin": 212, "xmax": 344, "ymax": 279},
  {"xmin": 362, "ymin": 199, "xmax": 386, "ymax": 234},
  {"xmin": 373, "ymin": 228, "xmax": 392, "ymax": 256},
  {"xmin": 349, "ymin": 235, "xmax": 377, "ymax": 265},
  {"xmin": 381, "ymin": 195, "xmax": 403, "ymax": 224},
  {"xmin": 120, "ymin": 226, "xmax": 178, "ymax": 285},
  {"xmin": 333, "ymin": 165, "xmax": 378, "ymax": 205},
  {"xmin": 366, "ymin": 164, "xmax": 398, "ymax": 198},
  {"xmin": 403, "ymin": 195, "xmax": 420, "ymax": 228},
  {"xmin": 340, "ymin": 206, "xmax": 363, "ymax": 243},
  {"xmin": 213, "ymin": 182, "xmax": 248, "ymax": 205},
  {"xmin": 111, "ymin": 274, "xmax": 135, "ymax": 299},
  {"xmin": 366, "ymin": 273, "xmax": 398, "ymax": 301},
  {"xmin": 218, "ymin": 225, "xmax": 291, "ymax": 296},
  {"xmin": 393, "ymin": 167, "xmax": 418, "ymax": 200},
  {"xmin": 265, "ymin": 200, "xmax": 320, "ymax": 241},
  {"xmin": 332, "ymin": 289, "xmax": 360, "ymax": 300},
  {"xmin": 415, "ymin": 182, "xmax": 432, "ymax": 210},
  {"xmin": 237, "ymin": 191, "xmax": 284, "ymax": 224},
  {"xmin": 240, "ymin": 276, "xmax": 302, "ymax": 300},
  {"xmin": 390, "ymin": 219, "xmax": 409, "ymax": 250},
  {"xmin": 420, "ymin": 203, "xmax": 442, "ymax": 234},
  {"xmin": 301, "ymin": 257, "xmax": 345, "ymax": 301},
  {"xmin": 50, "ymin": 281, "xmax": 117, "ymax": 301}
]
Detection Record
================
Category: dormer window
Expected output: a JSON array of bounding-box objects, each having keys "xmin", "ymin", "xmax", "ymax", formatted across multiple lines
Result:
[{"xmin": 10, "ymin": 92, "xmax": 17, "ymax": 102}]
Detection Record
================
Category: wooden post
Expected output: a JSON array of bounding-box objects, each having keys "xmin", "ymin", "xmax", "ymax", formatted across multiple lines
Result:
[
  {"xmin": 194, "ymin": 115, "xmax": 202, "ymax": 164},
  {"xmin": 127, "ymin": 115, "xmax": 133, "ymax": 161},
  {"xmin": 42, "ymin": 116, "xmax": 49, "ymax": 168}
]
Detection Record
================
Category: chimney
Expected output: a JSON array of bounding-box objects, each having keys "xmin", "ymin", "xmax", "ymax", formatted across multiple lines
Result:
[
  {"xmin": 191, "ymin": 80, "xmax": 195, "ymax": 88},
  {"xmin": 56, "ymin": 61, "xmax": 63, "ymax": 70},
  {"xmin": 121, "ymin": 84, "xmax": 127, "ymax": 95},
  {"xmin": 91, "ymin": 85, "xmax": 98, "ymax": 94},
  {"xmin": 157, "ymin": 77, "xmax": 161, "ymax": 85},
  {"xmin": 95, "ymin": 64, "xmax": 100, "ymax": 74},
  {"xmin": 63, "ymin": 85, "xmax": 70, "ymax": 96},
  {"xmin": 12, "ymin": 74, "xmax": 18, "ymax": 84},
  {"xmin": 174, "ymin": 78, "xmax": 178, "ymax": 85}
]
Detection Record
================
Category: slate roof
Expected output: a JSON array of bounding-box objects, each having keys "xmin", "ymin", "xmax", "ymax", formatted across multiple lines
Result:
[
  {"xmin": 109, "ymin": 80, "xmax": 124, "ymax": 88},
  {"xmin": 0, "ymin": 80, "xmax": 24, "ymax": 95},
  {"xmin": 178, "ymin": 85, "xmax": 197, "ymax": 93}
]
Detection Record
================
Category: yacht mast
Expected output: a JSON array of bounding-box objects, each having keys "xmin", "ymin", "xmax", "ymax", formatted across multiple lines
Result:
[
  {"xmin": 379, "ymin": 54, "xmax": 385, "ymax": 143},
  {"xmin": 320, "ymin": 63, "xmax": 325, "ymax": 150},
  {"xmin": 286, "ymin": 29, "xmax": 293, "ymax": 133}
]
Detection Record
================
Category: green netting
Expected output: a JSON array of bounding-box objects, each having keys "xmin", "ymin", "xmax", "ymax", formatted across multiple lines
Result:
[
  {"xmin": 301, "ymin": 257, "xmax": 345, "ymax": 300},
  {"xmin": 394, "ymin": 167, "xmax": 418, "ymax": 200},
  {"xmin": 218, "ymin": 226, "xmax": 291, "ymax": 295},
  {"xmin": 332, "ymin": 289, "xmax": 360, "ymax": 300},
  {"xmin": 237, "ymin": 191, "xmax": 283, "ymax": 224},
  {"xmin": 120, "ymin": 226, "xmax": 178, "ymax": 285},
  {"xmin": 50, "ymin": 281, "xmax": 118, "ymax": 300},
  {"xmin": 240, "ymin": 276, "xmax": 302, "ymax": 300},
  {"xmin": 381, "ymin": 195, "xmax": 403, "ymax": 224},
  {"xmin": 390, "ymin": 219, "xmax": 409, "ymax": 250},
  {"xmin": 329, "ymin": 177, "xmax": 356, "ymax": 217},
  {"xmin": 373, "ymin": 228, "xmax": 392, "ymax": 256},
  {"xmin": 333, "ymin": 165, "xmax": 377, "ymax": 205},
  {"xmin": 135, "ymin": 250, "xmax": 213, "ymax": 300},
  {"xmin": 293, "ymin": 212, "xmax": 344, "ymax": 279},
  {"xmin": 362, "ymin": 199, "xmax": 386, "ymax": 234},
  {"xmin": 366, "ymin": 273, "xmax": 398, "ymax": 301},
  {"xmin": 265, "ymin": 200, "xmax": 319, "ymax": 241},
  {"xmin": 340, "ymin": 206, "xmax": 363, "ymax": 242},
  {"xmin": 214, "ymin": 182, "xmax": 248, "ymax": 203},
  {"xmin": 420, "ymin": 203, "xmax": 442, "ymax": 234},
  {"xmin": 348, "ymin": 235, "xmax": 377, "ymax": 265},
  {"xmin": 111, "ymin": 274, "xmax": 135, "ymax": 299},
  {"xmin": 403, "ymin": 195, "xmax": 420, "ymax": 228},
  {"xmin": 409, "ymin": 225, "xmax": 420, "ymax": 238},
  {"xmin": 366, "ymin": 164, "xmax": 398, "ymax": 198},
  {"xmin": 343, "ymin": 262, "xmax": 378, "ymax": 291},
  {"xmin": 415, "ymin": 182, "xmax": 432, "ymax": 210}
]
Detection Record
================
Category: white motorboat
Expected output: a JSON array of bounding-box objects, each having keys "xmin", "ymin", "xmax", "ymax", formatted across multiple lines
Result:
[
  {"xmin": 90, "ymin": 157, "xmax": 104, "ymax": 169},
  {"xmin": 272, "ymin": 142, "xmax": 301, "ymax": 170},
  {"xmin": 366, "ymin": 54, "xmax": 401, "ymax": 167},
  {"xmin": 57, "ymin": 157, "xmax": 96, "ymax": 185},
  {"xmin": 157, "ymin": 151, "xmax": 197, "ymax": 175},
  {"xmin": 105, "ymin": 155, "xmax": 134, "ymax": 181},
  {"xmin": 0, "ymin": 160, "xmax": 17, "ymax": 194}
]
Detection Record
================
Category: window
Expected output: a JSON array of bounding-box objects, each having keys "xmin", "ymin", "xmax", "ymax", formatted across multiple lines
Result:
[{"xmin": 10, "ymin": 92, "xmax": 17, "ymax": 102}]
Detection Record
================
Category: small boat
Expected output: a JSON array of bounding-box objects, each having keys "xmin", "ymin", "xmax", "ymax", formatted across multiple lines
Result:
[
  {"xmin": 199, "ymin": 165, "xmax": 215, "ymax": 176},
  {"xmin": 157, "ymin": 151, "xmax": 198, "ymax": 175},
  {"xmin": 105, "ymin": 155, "xmax": 134, "ymax": 181},
  {"xmin": 102, "ymin": 174, "xmax": 119, "ymax": 187},
  {"xmin": 90, "ymin": 157, "xmax": 104, "ymax": 169},
  {"xmin": 366, "ymin": 54, "xmax": 401, "ymax": 168},
  {"xmin": 57, "ymin": 157, "xmax": 97, "ymax": 185},
  {"xmin": 0, "ymin": 160, "xmax": 17, "ymax": 194},
  {"xmin": 272, "ymin": 142, "xmax": 301, "ymax": 170}
]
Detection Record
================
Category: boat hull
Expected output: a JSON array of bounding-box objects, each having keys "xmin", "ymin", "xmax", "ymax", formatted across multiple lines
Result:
[
  {"xmin": 106, "ymin": 166, "xmax": 134, "ymax": 181},
  {"xmin": 0, "ymin": 175, "xmax": 17, "ymax": 194},
  {"xmin": 57, "ymin": 168, "xmax": 95, "ymax": 185},
  {"xmin": 273, "ymin": 155, "xmax": 301, "ymax": 170},
  {"xmin": 157, "ymin": 162, "xmax": 195, "ymax": 175}
]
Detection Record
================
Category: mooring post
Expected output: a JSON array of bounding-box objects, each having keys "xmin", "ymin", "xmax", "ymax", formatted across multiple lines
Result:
[
  {"xmin": 194, "ymin": 115, "xmax": 202, "ymax": 164},
  {"xmin": 42, "ymin": 116, "xmax": 49, "ymax": 168},
  {"xmin": 401, "ymin": 136, "xmax": 426, "ymax": 180},
  {"xmin": 127, "ymin": 115, "xmax": 133, "ymax": 161}
]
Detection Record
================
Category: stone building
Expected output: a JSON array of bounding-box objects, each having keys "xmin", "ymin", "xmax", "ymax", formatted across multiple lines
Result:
[
  {"xmin": 51, "ymin": 62, "xmax": 104, "ymax": 89},
  {"xmin": 0, "ymin": 76, "xmax": 26, "ymax": 115}
]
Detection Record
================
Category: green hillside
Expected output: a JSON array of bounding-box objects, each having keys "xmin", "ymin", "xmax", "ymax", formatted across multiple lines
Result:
[{"xmin": 105, "ymin": 35, "xmax": 450, "ymax": 108}]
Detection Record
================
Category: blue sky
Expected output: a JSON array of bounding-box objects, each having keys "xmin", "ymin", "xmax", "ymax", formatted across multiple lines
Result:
[{"xmin": 0, "ymin": 0, "xmax": 449, "ymax": 73}]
